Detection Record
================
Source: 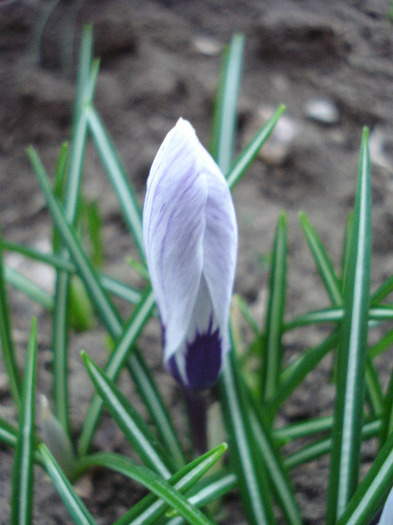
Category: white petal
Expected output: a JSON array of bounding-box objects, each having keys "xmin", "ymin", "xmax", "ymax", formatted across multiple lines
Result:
[
  {"xmin": 143, "ymin": 119, "xmax": 208, "ymax": 356},
  {"xmin": 199, "ymin": 144, "xmax": 238, "ymax": 353},
  {"xmin": 166, "ymin": 276, "xmax": 223, "ymax": 390}
]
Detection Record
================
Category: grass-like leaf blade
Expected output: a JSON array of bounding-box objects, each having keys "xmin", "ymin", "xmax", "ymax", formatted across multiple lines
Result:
[
  {"xmin": 82, "ymin": 351, "xmax": 174, "ymax": 478},
  {"xmin": 262, "ymin": 212, "xmax": 287, "ymax": 403},
  {"xmin": 299, "ymin": 211, "xmax": 342, "ymax": 306},
  {"xmin": 210, "ymin": 33, "xmax": 245, "ymax": 175},
  {"xmin": 227, "ymin": 104, "xmax": 286, "ymax": 189},
  {"xmin": 249, "ymin": 398, "xmax": 302, "ymax": 524},
  {"xmin": 127, "ymin": 348, "xmax": 186, "ymax": 469},
  {"xmin": 219, "ymin": 351, "xmax": 276, "ymax": 525},
  {"xmin": 39, "ymin": 444, "xmax": 97, "ymax": 525},
  {"xmin": 114, "ymin": 444, "xmax": 228, "ymax": 525},
  {"xmin": 337, "ymin": 430, "xmax": 393, "ymax": 525},
  {"xmin": 10, "ymin": 318, "xmax": 38, "ymax": 525},
  {"xmin": 85, "ymin": 104, "xmax": 144, "ymax": 260},
  {"xmin": 4, "ymin": 266, "xmax": 54, "ymax": 310},
  {"xmin": 326, "ymin": 127, "xmax": 372, "ymax": 523},
  {"xmin": 0, "ymin": 229, "xmax": 21, "ymax": 409},
  {"xmin": 78, "ymin": 289, "xmax": 155, "ymax": 456},
  {"xmin": 78, "ymin": 452, "xmax": 215, "ymax": 525}
]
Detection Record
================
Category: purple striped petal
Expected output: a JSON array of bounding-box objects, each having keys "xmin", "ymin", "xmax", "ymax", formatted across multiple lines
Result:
[{"xmin": 143, "ymin": 118, "xmax": 237, "ymax": 390}]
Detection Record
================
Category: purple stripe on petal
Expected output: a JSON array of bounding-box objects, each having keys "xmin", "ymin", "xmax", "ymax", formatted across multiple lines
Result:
[
  {"xmin": 168, "ymin": 316, "xmax": 222, "ymax": 391},
  {"xmin": 185, "ymin": 317, "xmax": 222, "ymax": 390}
]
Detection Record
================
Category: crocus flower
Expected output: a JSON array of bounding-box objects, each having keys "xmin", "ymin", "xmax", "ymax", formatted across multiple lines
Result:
[{"xmin": 143, "ymin": 118, "xmax": 237, "ymax": 390}]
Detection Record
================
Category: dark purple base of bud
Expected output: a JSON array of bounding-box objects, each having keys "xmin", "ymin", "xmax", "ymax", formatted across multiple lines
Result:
[{"xmin": 168, "ymin": 317, "xmax": 222, "ymax": 391}]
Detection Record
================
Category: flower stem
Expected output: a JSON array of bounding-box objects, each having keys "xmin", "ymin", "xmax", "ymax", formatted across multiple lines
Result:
[{"xmin": 184, "ymin": 389, "xmax": 208, "ymax": 456}]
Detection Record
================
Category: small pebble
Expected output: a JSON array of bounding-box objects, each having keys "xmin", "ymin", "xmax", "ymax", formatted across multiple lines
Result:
[
  {"xmin": 304, "ymin": 97, "xmax": 340, "ymax": 125},
  {"xmin": 192, "ymin": 36, "xmax": 222, "ymax": 56}
]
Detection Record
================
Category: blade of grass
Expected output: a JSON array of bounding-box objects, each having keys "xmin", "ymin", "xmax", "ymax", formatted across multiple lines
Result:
[
  {"xmin": 113, "ymin": 444, "xmax": 228, "ymax": 525},
  {"xmin": 285, "ymin": 419, "xmax": 381, "ymax": 471},
  {"xmin": 39, "ymin": 443, "xmax": 97, "ymax": 525},
  {"xmin": 0, "ymin": 229, "xmax": 21, "ymax": 409},
  {"xmin": 268, "ymin": 331, "xmax": 338, "ymax": 416},
  {"xmin": 369, "ymin": 328, "xmax": 393, "ymax": 359},
  {"xmin": 77, "ymin": 452, "xmax": 216, "ymax": 525},
  {"xmin": 0, "ymin": 416, "xmax": 18, "ymax": 448},
  {"xmin": 299, "ymin": 211, "xmax": 342, "ymax": 306},
  {"xmin": 248, "ymin": 396, "xmax": 302, "ymax": 525},
  {"xmin": 341, "ymin": 211, "xmax": 354, "ymax": 291},
  {"xmin": 210, "ymin": 33, "xmax": 245, "ymax": 175},
  {"xmin": 78, "ymin": 289, "xmax": 155, "ymax": 456},
  {"xmin": 285, "ymin": 305, "xmax": 393, "ymax": 331},
  {"xmin": 52, "ymin": 32, "xmax": 98, "ymax": 434},
  {"xmin": 85, "ymin": 104, "xmax": 144, "ymax": 260},
  {"xmin": 337, "ymin": 430, "xmax": 393, "ymax": 525},
  {"xmin": 126, "ymin": 348, "xmax": 186, "ymax": 469},
  {"xmin": 365, "ymin": 356, "xmax": 384, "ymax": 416},
  {"xmin": 27, "ymin": 146, "xmax": 123, "ymax": 337},
  {"xmin": 2, "ymin": 241, "xmax": 142, "ymax": 304},
  {"xmin": 226, "ymin": 105, "xmax": 286, "ymax": 189},
  {"xmin": 262, "ymin": 212, "xmax": 287, "ymax": 403},
  {"xmin": 168, "ymin": 470, "xmax": 237, "ymax": 518},
  {"xmin": 52, "ymin": 142, "xmax": 69, "ymax": 253},
  {"xmin": 10, "ymin": 318, "xmax": 38, "ymax": 525},
  {"xmin": 275, "ymin": 415, "xmax": 333, "ymax": 443},
  {"xmin": 233, "ymin": 294, "xmax": 260, "ymax": 336},
  {"xmin": 82, "ymin": 351, "xmax": 175, "ymax": 478},
  {"xmin": 212, "ymin": 35, "xmax": 276, "ymax": 524},
  {"xmin": 379, "ymin": 369, "xmax": 393, "ymax": 447},
  {"xmin": 219, "ymin": 350, "xmax": 276, "ymax": 525},
  {"xmin": 5, "ymin": 263, "xmax": 54, "ymax": 311},
  {"xmin": 326, "ymin": 127, "xmax": 372, "ymax": 523}
]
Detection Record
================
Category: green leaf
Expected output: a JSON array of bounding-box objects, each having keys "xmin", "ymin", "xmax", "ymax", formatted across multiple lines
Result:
[
  {"xmin": 379, "ymin": 368, "xmax": 393, "ymax": 447},
  {"xmin": 248, "ymin": 397, "xmax": 302, "ymax": 524},
  {"xmin": 365, "ymin": 356, "xmax": 384, "ymax": 416},
  {"xmin": 262, "ymin": 212, "xmax": 287, "ymax": 403},
  {"xmin": 226, "ymin": 105, "xmax": 286, "ymax": 190},
  {"xmin": 82, "ymin": 351, "xmax": 174, "ymax": 478},
  {"xmin": 78, "ymin": 452, "xmax": 215, "ymax": 525},
  {"xmin": 52, "ymin": 142, "xmax": 69, "ymax": 253},
  {"xmin": 39, "ymin": 444, "xmax": 96, "ymax": 525},
  {"xmin": 327, "ymin": 127, "xmax": 372, "ymax": 523},
  {"xmin": 210, "ymin": 33, "xmax": 245, "ymax": 174},
  {"xmin": 275, "ymin": 415, "xmax": 333, "ymax": 443},
  {"xmin": 0, "ymin": 416, "xmax": 17, "ymax": 448},
  {"xmin": 0, "ymin": 229, "xmax": 21, "ymax": 409},
  {"xmin": 27, "ymin": 146, "xmax": 123, "ymax": 338},
  {"xmin": 2, "ymin": 240, "xmax": 142, "ymax": 304},
  {"xmin": 285, "ymin": 419, "xmax": 381, "ymax": 471},
  {"xmin": 127, "ymin": 348, "xmax": 186, "ymax": 469},
  {"xmin": 115, "ymin": 444, "xmax": 228, "ymax": 525},
  {"xmin": 78, "ymin": 289, "xmax": 155, "ymax": 456},
  {"xmin": 11, "ymin": 318, "xmax": 38, "ymax": 525},
  {"xmin": 299, "ymin": 211, "xmax": 342, "ymax": 306},
  {"xmin": 85, "ymin": 105, "xmax": 144, "ymax": 260},
  {"xmin": 52, "ymin": 38, "xmax": 98, "ymax": 433},
  {"xmin": 4, "ymin": 266, "xmax": 54, "ymax": 311},
  {"xmin": 171, "ymin": 469, "xmax": 237, "ymax": 517},
  {"xmin": 268, "ymin": 331, "xmax": 338, "ymax": 416},
  {"xmin": 337, "ymin": 430, "xmax": 393, "ymax": 525},
  {"xmin": 219, "ymin": 351, "xmax": 276, "ymax": 525}
]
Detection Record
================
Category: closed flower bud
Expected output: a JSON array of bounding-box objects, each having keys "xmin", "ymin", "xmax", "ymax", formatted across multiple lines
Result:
[{"xmin": 143, "ymin": 118, "xmax": 237, "ymax": 390}]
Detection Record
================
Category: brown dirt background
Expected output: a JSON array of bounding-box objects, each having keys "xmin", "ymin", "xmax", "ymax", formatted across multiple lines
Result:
[{"xmin": 1, "ymin": 1, "xmax": 393, "ymax": 523}]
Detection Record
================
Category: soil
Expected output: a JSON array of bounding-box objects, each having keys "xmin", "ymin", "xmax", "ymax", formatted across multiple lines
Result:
[{"xmin": 1, "ymin": 1, "xmax": 393, "ymax": 524}]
